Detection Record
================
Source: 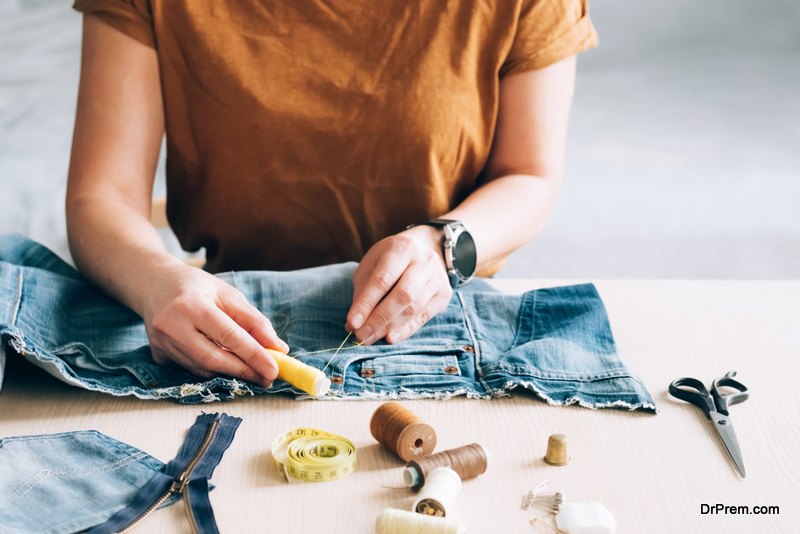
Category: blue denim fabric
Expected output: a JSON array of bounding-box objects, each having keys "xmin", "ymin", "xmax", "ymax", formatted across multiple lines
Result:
[
  {"xmin": 0, "ymin": 430, "xmax": 177, "ymax": 534},
  {"xmin": 0, "ymin": 235, "xmax": 656, "ymax": 410},
  {"xmin": 89, "ymin": 413, "xmax": 240, "ymax": 534}
]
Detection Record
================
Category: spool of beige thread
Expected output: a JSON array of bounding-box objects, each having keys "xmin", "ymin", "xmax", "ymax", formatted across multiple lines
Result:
[
  {"xmin": 404, "ymin": 443, "xmax": 490, "ymax": 492},
  {"xmin": 375, "ymin": 508, "xmax": 466, "ymax": 534},
  {"xmin": 370, "ymin": 402, "xmax": 437, "ymax": 462}
]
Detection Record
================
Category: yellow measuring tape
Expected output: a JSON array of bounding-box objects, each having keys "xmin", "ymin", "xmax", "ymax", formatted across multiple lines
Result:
[{"xmin": 271, "ymin": 428, "xmax": 357, "ymax": 483}]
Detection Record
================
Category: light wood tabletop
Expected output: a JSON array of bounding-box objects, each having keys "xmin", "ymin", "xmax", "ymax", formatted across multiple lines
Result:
[{"xmin": 1, "ymin": 280, "xmax": 798, "ymax": 533}]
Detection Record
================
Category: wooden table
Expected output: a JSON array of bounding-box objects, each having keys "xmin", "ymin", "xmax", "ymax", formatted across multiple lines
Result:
[{"xmin": 1, "ymin": 280, "xmax": 798, "ymax": 533}]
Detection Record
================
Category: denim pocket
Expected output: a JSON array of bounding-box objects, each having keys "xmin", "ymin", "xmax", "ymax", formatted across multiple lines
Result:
[
  {"xmin": 360, "ymin": 353, "xmax": 461, "ymax": 377},
  {"xmin": 500, "ymin": 284, "xmax": 630, "ymax": 380},
  {"xmin": 331, "ymin": 345, "xmax": 478, "ymax": 397}
]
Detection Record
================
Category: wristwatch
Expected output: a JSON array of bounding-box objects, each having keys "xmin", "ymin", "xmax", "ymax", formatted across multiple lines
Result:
[{"xmin": 406, "ymin": 219, "xmax": 477, "ymax": 288}]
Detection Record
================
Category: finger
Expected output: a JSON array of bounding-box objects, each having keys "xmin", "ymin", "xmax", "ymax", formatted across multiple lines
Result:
[
  {"xmin": 347, "ymin": 238, "xmax": 414, "ymax": 331},
  {"xmin": 386, "ymin": 290, "xmax": 452, "ymax": 344},
  {"xmin": 156, "ymin": 337, "xmax": 217, "ymax": 378},
  {"xmin": 195, "ymin": 304, "xmax": 279, "ymax": 381},
  {"xmin": 170, "ymin": 330, "xmax": 272, "ymax": 387},
  {"xmin": 355, "ymin": 260, "xmax": 429, "ymax": 345},
  {"xmin": 383, "ymin": 281, "xmax": 439, "ymax": 344},
  {"xmin": 223, "ymin": 291, "xmax": 290, "ymax": 354}
]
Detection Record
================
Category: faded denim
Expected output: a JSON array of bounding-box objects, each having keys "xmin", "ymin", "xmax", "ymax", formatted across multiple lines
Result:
[
  {"xmin": 88, "ymin": 413, "xmax": 239, "ymax": 534},
  {"xmin": 0, "ymin": 235, "xmax": 656, "ymax": 410},
  {"xmin": 0, "ymin": 430, "xmax": 177, "ymax": 534}
]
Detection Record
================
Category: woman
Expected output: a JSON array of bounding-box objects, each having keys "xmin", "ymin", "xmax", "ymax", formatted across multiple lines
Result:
[{"xmin": 66, "ymin": 0, "xmax": 597, "ymax": 389}]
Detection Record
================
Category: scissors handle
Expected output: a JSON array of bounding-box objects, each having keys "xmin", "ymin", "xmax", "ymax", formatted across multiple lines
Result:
[
  {"xmin": 711, "ymin": 370, "xmax": 749, "ymax": 416},
  {"xmin": 669, "ymin": 377, "xmax": 716, "ymax": 416}
]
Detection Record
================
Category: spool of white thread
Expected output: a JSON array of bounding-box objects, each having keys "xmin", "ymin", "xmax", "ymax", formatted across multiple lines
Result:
[
  {"xmin": 412, "ymin": 466, "xmax": 462, "ymax": 517},
  {"xmin": 375, "ymin": 508, "xmax": 467, "ymax": 534}
]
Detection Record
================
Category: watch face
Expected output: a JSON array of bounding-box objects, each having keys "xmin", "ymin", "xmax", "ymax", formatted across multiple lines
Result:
[{"xmin": 453, "ymin": 230, "xmax": 477, "ymax": 277}]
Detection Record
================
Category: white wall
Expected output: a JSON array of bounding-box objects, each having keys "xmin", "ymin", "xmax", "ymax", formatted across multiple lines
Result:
[{"xmin": 504, "ymin": 0, "xmax": 800, "ymax": 277}]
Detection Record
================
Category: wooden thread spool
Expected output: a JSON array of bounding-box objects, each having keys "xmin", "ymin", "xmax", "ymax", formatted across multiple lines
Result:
[
  {"xmin": 375, "ymin": 508, "xmax": 466, "ymax": 534},
  {"xmin": 404, "ymin": 443, "xmax": 490, "ymax": 492},
  {"xmin": 370, "ymin": 402, "xmax": 437, "ymax": 462}
]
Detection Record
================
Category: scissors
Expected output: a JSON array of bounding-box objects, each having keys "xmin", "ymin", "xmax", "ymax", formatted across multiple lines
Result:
[{"xmin": 669, "ymin": 370, "xmax": 750, "ymax": 477}]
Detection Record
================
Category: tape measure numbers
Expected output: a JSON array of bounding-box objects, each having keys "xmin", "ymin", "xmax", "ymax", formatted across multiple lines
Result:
[{"xmin": 271, "ymin": 427, "xmax": 357, "ymax": 483}]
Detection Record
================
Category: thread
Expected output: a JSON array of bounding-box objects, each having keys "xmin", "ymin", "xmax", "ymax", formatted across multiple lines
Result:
[
  {"xmin": 413, "ymin": 467, "xmax": 462, "ymax": 517},
  {"xmin": 404, "ymin": 443, "xmax": 489, "ymax": 492},
  {"xmin": 370, "ymin": 402, "xmax": 437, "ymax": 462},
  {"xmin": 266, "ymin": 349, "xmax": 330, "ymax": 397},
  {"xmin": 375, "ymin": 508, "xmax": 466, "ymax": 534},
  {"xmin": 321, "ymin": 330, "xmax": 354, "ymax": 374},
  {"xmin": 214, "ymin": 338, "xmax": 329, "ymax": 396}
]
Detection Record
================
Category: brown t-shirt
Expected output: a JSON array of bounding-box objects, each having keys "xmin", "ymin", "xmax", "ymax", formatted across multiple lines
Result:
[{"xmin": 73, "ymin": 0, "xmax": 597, "ymax": 273}]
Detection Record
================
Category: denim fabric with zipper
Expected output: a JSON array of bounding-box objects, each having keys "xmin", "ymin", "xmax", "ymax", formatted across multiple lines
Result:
[
  {"xmin": 0, "ymin": 413, "xmax": 238, "ymax": 534},
  {"xmin": 0, "ymin": 234, "xmax": 656, "ymax": 410},
  {"xmin": 0, "ymin": 431, "xmax": 176, "ymax": 534},
  {"xmin": 89, "ymin": 413, "xmax": 241, "ymax": 534}
]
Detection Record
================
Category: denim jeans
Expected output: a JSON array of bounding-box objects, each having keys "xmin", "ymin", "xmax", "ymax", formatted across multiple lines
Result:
[
  {"xmin": 88, "ymin": 413, "xmax": 239, "ymax": 534},
  {"xmin": 0, "ymin": 235, "xmax": 656, "ymax": 410},
  {"xmin": 0, "ymin": 430, "xmax": 176, "ymax": 534}
]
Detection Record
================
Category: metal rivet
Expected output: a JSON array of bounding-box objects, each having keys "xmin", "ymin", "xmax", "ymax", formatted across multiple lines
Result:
[
  {"xmin": 717, "ymin": 419, "xmax": 728, "ymax": 425},
  {"xmin": 361, "ymin": 369, "xmax": 375, "ymax": 378},
  {"xmin": 463, "ymin": 345, "xmax": 474, "ymax": 353},
  {"xmin": 330, "ymin": 376, "xmax": 344, "ymax": 384},
  {"xmin": 445, "ymin": 366, "xmax": 459, "ymax": 374}
]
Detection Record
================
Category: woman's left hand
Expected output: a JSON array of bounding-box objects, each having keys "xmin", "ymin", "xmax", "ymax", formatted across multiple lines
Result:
[{"xmin": 346, "ymin": 226, "xmax": 453, "ymax": 345}]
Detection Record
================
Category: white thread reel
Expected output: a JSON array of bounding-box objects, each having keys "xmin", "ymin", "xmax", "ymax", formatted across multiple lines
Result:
[
  {"xmin": 413, "ymin": 466, "xmax": 462, "ymax": 517},
  {"xmin": 376, "ymin": 508, "xmax": 467, "ymax": 534}
]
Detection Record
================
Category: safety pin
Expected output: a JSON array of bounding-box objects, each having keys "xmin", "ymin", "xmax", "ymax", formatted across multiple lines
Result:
[{"xmin": 521, "ymin": 479, "xmax": 549, "ymax": 509}]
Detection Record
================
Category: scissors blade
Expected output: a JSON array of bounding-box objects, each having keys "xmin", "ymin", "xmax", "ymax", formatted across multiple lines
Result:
[{"xmin": 710, "ymin": 411, "xmax": 746, "ymax": 477}]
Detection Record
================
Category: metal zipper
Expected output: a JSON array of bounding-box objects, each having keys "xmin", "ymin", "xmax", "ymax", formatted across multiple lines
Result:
[{"xmin": 114, "ymin": 418, "xmax": 221, "ymax": 534}]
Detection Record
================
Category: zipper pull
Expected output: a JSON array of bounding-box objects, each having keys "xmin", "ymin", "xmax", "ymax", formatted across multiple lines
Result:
[{"xmin": 170, "ymin": 472, "xmax": 189, "ymax": 494}]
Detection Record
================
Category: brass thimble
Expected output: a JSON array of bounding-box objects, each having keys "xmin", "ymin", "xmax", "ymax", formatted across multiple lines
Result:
[{"xmin": 543, "ymin": 433, "xmax": 570, "ymax": 466}]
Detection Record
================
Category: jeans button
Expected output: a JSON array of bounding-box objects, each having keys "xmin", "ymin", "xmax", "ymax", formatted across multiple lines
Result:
[
  {"xmin": 462, "ymin": 345, "xmax": 474, "ymax": 353},
  {"xmin": 361, "ymin": 369, "xmax": 375, "ymax": 378},
  {"xmin": 445, "ymin": 366, "xmax": 459, "ymax": 374},
  {"xmin": 331, "ymin": 376, "xmax": 344, "ymax": 384}
]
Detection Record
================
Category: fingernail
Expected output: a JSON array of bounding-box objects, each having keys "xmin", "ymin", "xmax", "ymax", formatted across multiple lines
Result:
[
  {"xmin": 359, "ymin": 325, "xmax": 373, "ymax": 344},
  {"xmin": 351, "ymin": 313, "xmax": 364, "ymax": 329},
  {"xmin": 387, "ymin": 332, "xmax": 398, "ymax": 344}
]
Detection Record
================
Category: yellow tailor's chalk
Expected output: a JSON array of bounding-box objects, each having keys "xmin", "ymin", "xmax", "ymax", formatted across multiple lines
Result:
[{"xmin": 266, "ymin": 349, "xmax": 331, "ymax": 397}]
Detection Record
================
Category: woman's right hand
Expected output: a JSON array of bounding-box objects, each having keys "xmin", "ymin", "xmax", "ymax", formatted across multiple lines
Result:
[
  {"xmin": 142, "ymin": 262, "xmax": 288, "ymax": 388},
  {"xmin": 65, "ymin": 16, "xmax": 288, "ymax": 389}
]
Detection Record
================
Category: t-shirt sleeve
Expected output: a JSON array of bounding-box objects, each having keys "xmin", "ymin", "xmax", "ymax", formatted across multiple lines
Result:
[
  {"xmin": 73, "ymin": 0, "xmax": 156, "ymax": 49},
  {"xmin": 500, "ymin": 0, "xmax": 598, "ymax": 78}
]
